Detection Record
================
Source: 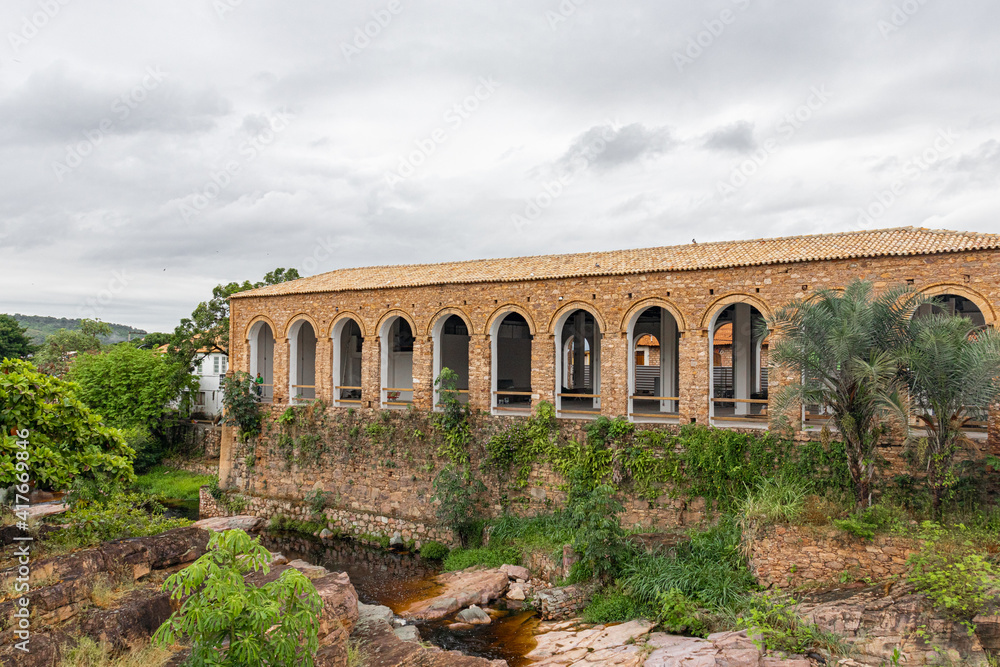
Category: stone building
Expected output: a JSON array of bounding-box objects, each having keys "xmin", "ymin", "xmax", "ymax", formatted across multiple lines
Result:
[{"xmin": 227, "ymin": 227, "xmax": 1000, "ymax": 441}]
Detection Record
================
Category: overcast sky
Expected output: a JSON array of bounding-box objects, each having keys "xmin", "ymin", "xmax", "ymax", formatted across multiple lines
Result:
[{"xmin": 2, "ymin": 1, "xmax": 999, "ymax": 332}]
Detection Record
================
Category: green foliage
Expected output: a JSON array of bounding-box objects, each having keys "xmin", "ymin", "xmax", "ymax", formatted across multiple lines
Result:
[
  {"xmin": 434, "ymin": 368, "xmax": 472, "ymax": 464},
  {"xmin": 34, "ymin": 319, "xmax": 112, "ymax": 376},
  {"xmin": 51, "ymin": 492, "xmax": 190, "ymax": 549},
  {"xmin": 68, "ymin": 344, "xmax": 197, "ymax": 429},
  {"xmin": 0, "ymin": 314, "xmax": 36, "ymax": 360},
  {"xmin": 569, "ymin": 483, "xmax": 629, "ymax": 579},
  {"xmin": 656, "ymin": 588, "xmax": 710, "ymax": 637},
  {"xmin": 582, "ymin": 586, "xmax": 658, "ymax": 624},
  {"xmin": 121, "ymin": 425, "xmax": 164, "ymax": 474},
  {"xmin": 221, "ymin": 371, "xmax": 263, "ymax": 441},
  {"xmin": 170, "ymin": 268, "xmax": 300, "ymax": 366},
  {"xmin": 432, "ymin": 464, "xmax": 487, "ymax": 547},
  {"xmin": 419, "ymin": 541, "xmax": 450, "ymax": 560},
  {"xmin": 11, "ymin": 314, "xmax": 142, "ymax": 346},
  {"xmin": 154, "ymin": 529, "xmax": 321, "ymax": 666},
  {"xmin": 0, "ymin": 358, "xmax": 135, "ymax": 491},
  {"xmin": 267, "ymin": 514, "xmax": 326, "ymax": 536},
  {"xmin": 483, "ymin": 402, "xmax": 557, "ymax": 503},
  {"xmin": 442, "ymin": 545, "xmax": 522, "ymax": 571},
  {"xmin": 740, "ymin": 594, "xmax": 848, "ymax": 655},
  {"xmin": 769, "ymin": 280, "xmax": 926, "ymax": 507},
  {"xmin": 833, "ymin": 502, "xmax": 909, "ymax": 540},
  {"xmin": 207, "ymin": 478, "xmax": 249, "ymax": 514},
  {"xmin": 738, "ymin": 475, "xmax": 809, "ymax": 526},
  {"xmin": 134, "ymin": 466, "xmax": 215, "ymax": 501},
  {"xmin": 621, "ymin": 520, "xmax": 756, "ymax": 611},
  {"xmin": 833, "ymin": 514, "xmax": 877, "ymax": 540},
  {"xmin": 907, "ymin": 521, "xmax": 998, "ymax": 623},
  {"xmin": 900, "ymin": 314, "xmax": 1000, "ymax": 517},
  {"xmin": 304, "ymin": 488, "xmax": 333, "ymax": 516}
]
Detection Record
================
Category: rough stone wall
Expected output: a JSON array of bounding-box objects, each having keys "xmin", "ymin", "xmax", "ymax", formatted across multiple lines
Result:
[
  {"xmin": 212, "ymin": 405, "xmax": 722, "ymax": 545},
  {"xmin": 229, "ymin": 248, "xmax": 1000, "ymax": 443},
  {"xmin": 747, "ymin": 524, "xmax": 920, "ymax": 589}
]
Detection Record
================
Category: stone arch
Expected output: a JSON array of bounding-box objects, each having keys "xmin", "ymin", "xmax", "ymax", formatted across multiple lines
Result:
[
  {"xmin": 548, "ymin": 301, "xmax": 607, "ymax": 336},
  {"xmin": 426, "ymin": 307, "xmax": 476, "ymax": 336},
  {"xmin": 620, "ymin": 298, "xmax": 687, "ymax": 334},
  {"xmin": 485, "ymin": 304, "xmax": 537, "ymax": 337},
  {"xmin": 698, "ymin": 293, "xmax": 773, "ymax": 330},
  {"xmin": 329, "ymin": 311, "xmax": 368, "ymax": 338},
  {"xmin": 375, "ymin": 310, "xmax": 418, "ymax": 340},
  {"xmin": 244, "ymin": 314, "xmax": 278, "ymax": 341},
  {"xmin": 281, "ymin": 312, "xmax": 321, "ymax": 340},
  {"xmin": 918, "ymin": 283, "xmax": 996, "ymax": 326}
]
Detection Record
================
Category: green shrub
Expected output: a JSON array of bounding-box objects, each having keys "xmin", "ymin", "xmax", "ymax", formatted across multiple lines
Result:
[
  {"xmin": 122, "ymin": 426, "xmax": 165, "ymax": 474},
  {"xmin": 304, "ymin": 488, "xmax": 333, "ymax": 516},
  {"xmin": 570, "ymin": 483, "xmax": 630, "ymax": 579},
  {"xmin": 907, "ymin": 522, "xmax": 998, "ymax": 624},
  {"xmin": 52, "ymin": 492, "xmax": 190, "ymax": 549},
  {"xmin": 432, "ymin": 464, "xmax": 486, "ymax": 547},
  {"xmin": 740, "ymin": 594, "xmax": 848, "ymax": 655},
  {"xmin": 221, "ymin": 372, "xmax": 263, "ymax": 441},
  {"xmin": 582, "ymin": 587, "xmax": 657, "ymax": 624},
  {"xmin": 442, "ymin": 546, "xmax": 521, "ymax": 572},
  {"xmin": 419, "ymin": 541, "xmax": 449, "ymax": 560},
  {"xmin": 657, "ymin": 588, "xmax": 709, "ymax": 637},
  {"xmin": 267, "ymin": 514, "xmax": 325, "ymax": 536},
  {"xmin": 154, "ymin": 529, "xmax": 322, "ymax": 666}
]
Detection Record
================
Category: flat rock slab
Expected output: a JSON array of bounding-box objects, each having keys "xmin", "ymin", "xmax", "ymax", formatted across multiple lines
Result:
[
  {"xmin": 25, "ymin": 502, "xmax": 68, "ymax": 519},
  {"xmin": 192, "ymin": 515, "xmax": 264, "ymax": 533},
  {"xmin": 400, "ymin": 567, "xmax": 509, "ymax": 621},
  {"xmin": 527, "ymin": 619, "xmax": 655, "ymax": 662}
]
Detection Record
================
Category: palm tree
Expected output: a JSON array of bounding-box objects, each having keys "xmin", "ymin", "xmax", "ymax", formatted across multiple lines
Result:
[
  {"xmin": 898, "ymin": 313, "xmax": 1000, "ymax": 517},
  {"xmin": 768, "ymin": 280, "xmax": 926, "ymax": 508}
]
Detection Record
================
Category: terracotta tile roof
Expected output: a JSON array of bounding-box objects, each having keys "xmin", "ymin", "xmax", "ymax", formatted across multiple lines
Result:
[
  {"xmin": 232, "ymin": 227, "xmax": 1000, "ymax": 299},
  {"xmin": 636, "ymin": 334, "xmax": 660, "ymax": 347}
]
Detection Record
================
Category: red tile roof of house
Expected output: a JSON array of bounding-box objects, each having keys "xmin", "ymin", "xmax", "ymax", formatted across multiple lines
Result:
[{"xmin": 232, "ymin": 227, "xmax": 1000, "ymax": 299}]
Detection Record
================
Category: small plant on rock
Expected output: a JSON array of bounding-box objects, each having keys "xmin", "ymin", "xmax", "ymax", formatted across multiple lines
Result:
[{"xmin": 154, "ymin": 529, "xmax": 322, "ymax": 666}]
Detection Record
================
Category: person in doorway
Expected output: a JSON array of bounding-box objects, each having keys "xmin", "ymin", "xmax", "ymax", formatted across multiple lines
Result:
[{"xmin": 255, "ymin": 372, "xmax": 264, "ymax": 397}]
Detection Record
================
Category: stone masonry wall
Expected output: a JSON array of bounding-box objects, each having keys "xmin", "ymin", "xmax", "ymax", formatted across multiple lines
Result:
[
  {"xmin": 214, "ymin": 405, "xmax": 725, "ymax": 547},
  {"xmin": 229, "ymin": 247, "xmax": 1000, "ymax": 444},
  {"xmin": 747, "ymin": 524, "xmax": 920, "ymax": 590}
]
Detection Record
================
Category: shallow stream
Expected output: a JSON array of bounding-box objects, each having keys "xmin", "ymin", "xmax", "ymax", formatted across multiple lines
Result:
[{"xmin": 259, "ymin": 532, "xmax": 540, "ymax": 666}]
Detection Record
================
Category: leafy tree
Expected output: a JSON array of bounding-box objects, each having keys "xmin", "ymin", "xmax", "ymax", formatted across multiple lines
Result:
[
  {"xmin": 132, "ymin": 332, "xmax": 173, "ymax": 349},
  {"xmin": 171, "ymin": 268, "xmax": 300, "ymax": 366},
  {"xmin": 0, "ymin": 314, "xmax": 36, "ymax": 360},
  {"xmin": 768, "ymin": 280, "xmax": 926, "ymax": 508},
  {"xmin": 34, "ymin": 319, "xmax": 112, "ymax": 376},
  {"xmin": 0, "ymin": 358, "xmax": 135, "ymax": 491},
  {"xmin": 898, "ymin": 313, "xmax": 1000, "ymax": 516},
  {"xmin": 432, "ymin": 464, "xmax": 487, "ymax": 547},
  {"xmin": 154, "ymin": 529, "xmax": 322, "ymax": 667},
  {"xmin": 67, "ymin": 344, "xmax": 197, "ymax": 429}
]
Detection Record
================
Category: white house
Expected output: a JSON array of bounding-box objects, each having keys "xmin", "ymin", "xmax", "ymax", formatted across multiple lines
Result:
[{"xmin": 193, "ymin": 351, "xmax": 228, "ymax": 418}]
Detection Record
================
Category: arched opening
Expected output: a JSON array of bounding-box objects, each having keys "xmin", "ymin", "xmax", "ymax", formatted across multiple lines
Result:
[
  {"xmin": 915, "ymin": 294, "xmax": 987, "ymax": 329},
  {"xmin": 248, "ymin": 321, "xmax": 274, "ymax": 404},
  {"xmin": 380, "ymin": 316, "xmax": 414, "ymax": 408},
  {"xmin": 491, "ymin": 312, "xmax": 533, "ymax": 414},
  {"xmin": 554, "ymin": 309, "xmax": 601, "ymax": 417},
  {"xmin": 332, "ymin": 318, "xmax": 363, "ymax": 406},
  {"xmin": 627, "ymin": 306, "xmax": 680, "ymax": 421},
  {"xmin": 710, "ymin": 303, "xmax": 768, "ymax": 426},
  {"xmin": 288, "ymin": 320, "xmax": 317, "ymax": 404},
  {"xmin": 432, "ymin": 314, "xmax": 470, "ymax": 409}
]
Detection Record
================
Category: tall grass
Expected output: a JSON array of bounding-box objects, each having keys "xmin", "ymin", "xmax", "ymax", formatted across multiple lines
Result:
[
  {"xmin": 134, "ymin": 466, "xmax": 215, "ymax": 501},
  {"xmin": 59, "ymin": 638, "xmax": 174, "ymax": 667},
  {"xmin": 619, "ymin": 520, "xmax": 757, "ymax": 612}
]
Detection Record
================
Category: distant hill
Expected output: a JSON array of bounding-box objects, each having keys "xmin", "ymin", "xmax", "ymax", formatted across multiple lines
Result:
[{"xmin": 11, "ymin": 314, "xmax": 148, "ymax": 345}]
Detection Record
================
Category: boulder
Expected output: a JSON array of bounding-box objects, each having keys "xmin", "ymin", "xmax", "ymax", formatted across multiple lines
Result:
[
  {"xmin": 192, "ymin": 515, "xmax": 264, "ymax": 533},
  {"xmin": 352, "ymin": 615, "xmax": 506, "ymax": 666},
  {"xmin": 389, "ymin": 531, "xmax": 404, "ymax": 548},
  {"xmin": 456, "ymin": 605, "xmax": 492, "ymax": 625},
  {"xmin": 400, "ymin": 567, "xmax": 509, "ymax": 621},
  {"xmin": 314, "ymin": 572, "xmax": 360, "ymax": 643},
  {"xmin": 506, "ymin": 584, "xmax": 526, "ymax": 601},
  {"xmin": 500, "ymin": 564, "xmax": 531, "ymax": 581},
  {"xmin": 288, "ymin": 559, "xmax": 331, "ymax": 579},
  {"xmin": 78, "ymin": 589, "xmax": 174, "ymax": 651},
  {"xmin": 393, "ymin": 625, "xmax": 421, "ymax": 643},
  {"xmin": 358, "ymin": 602, "xmax": 395, "ymax": 626}
]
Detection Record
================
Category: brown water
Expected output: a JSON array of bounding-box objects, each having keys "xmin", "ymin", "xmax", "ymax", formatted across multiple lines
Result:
[{"xmin": 259, "ymin": 532, "xmax": 539, "ymax": 666}]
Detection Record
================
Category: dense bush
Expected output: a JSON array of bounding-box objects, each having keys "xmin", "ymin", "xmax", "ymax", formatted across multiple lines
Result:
[
  {"xmin": 68, "ymin": 345, "xmax": 197, "ymax": 429},
  {"xmin": 51, "ymin": 492, "xmax": 190, "ymax": 549},
  {"xmin": 419, "ymin": 541, "xmax": 449, "ymax": 560},
  {"xmin": 0, "ymin": 358, "xmax": 135, "ymax": 492},
  {"xmin": 431, "ymin": 463, "xmax": 486, "ymax": 547},
  {"xmin": 907, "ymin": 522, "xmax": 998, "ymax": 624},
  {"xmin": 582, "ymin": 586, "xmax": 658, "ymax": 624},
  {"xmin": 221, "ymin": 371, "xmax": 263, "ymax": 441},
  {"xmin": 442, "ymin": 545, "xmax": 522, "ymax": 572}
]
